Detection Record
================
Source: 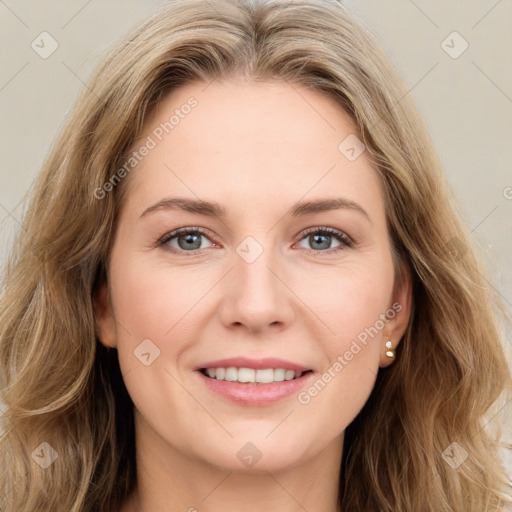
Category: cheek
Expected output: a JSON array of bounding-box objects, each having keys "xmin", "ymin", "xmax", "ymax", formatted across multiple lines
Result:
[
  {"xmin": 107, "ymin": 256, "xmax": 195, "ymax": 377},
  {"xmin": 297, "ymin": 261, "xmax": 394, "ymax": 347},
  {"xmin": 110, "ymin": 256, "xmax": 202, "ymax": 335},
  {"xmin": 107, "ymin": 259, "xmax": 201, "ymax": 434},
  {"xmin": 295, "ymin": 268, "xmax": 390, "ymax": 433}
]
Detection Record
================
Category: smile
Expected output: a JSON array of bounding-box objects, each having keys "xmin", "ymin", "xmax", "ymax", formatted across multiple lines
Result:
[{"xmin": 196, "ymin": 368, "xmax": 315, "ymax": 406}]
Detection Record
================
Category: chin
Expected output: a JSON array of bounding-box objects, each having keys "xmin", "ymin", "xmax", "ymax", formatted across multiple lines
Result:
[{"xmin": 196, "ymin": 434, "xmax": 312, "ymax": 474}]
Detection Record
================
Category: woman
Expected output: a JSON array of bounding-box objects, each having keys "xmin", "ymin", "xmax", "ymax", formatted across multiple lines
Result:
[{"xmin": 1, "ymin": 0, "xmax": 510, "ymax": 510}]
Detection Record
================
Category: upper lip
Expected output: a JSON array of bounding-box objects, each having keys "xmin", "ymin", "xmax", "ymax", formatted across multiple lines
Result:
[{"xmin": 195, "ymin": 357, "xmax": 311, "ymax": 372}]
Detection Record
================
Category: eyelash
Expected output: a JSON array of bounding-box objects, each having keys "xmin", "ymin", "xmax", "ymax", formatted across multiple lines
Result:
[{"xmin": 157, "ymin": 226, "xmax": 353, "ymax": 256}]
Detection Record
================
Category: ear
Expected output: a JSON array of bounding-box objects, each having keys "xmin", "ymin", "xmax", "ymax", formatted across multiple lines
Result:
[
  {"xmin": 93, "ymin": 282, "xmax": 118, "ymax": 349},
  {"xmin": 379, "ymin": 263, "xmax": 413, "ymax": 367}
]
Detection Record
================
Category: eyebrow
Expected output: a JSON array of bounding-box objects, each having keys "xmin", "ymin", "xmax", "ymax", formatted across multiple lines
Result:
[{"xmin": 139, "ymin": 196, "xmax": 371, "ymax": 223}]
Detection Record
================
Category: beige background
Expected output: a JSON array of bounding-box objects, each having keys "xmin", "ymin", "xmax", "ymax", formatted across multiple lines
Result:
[{"xmin": 0, "ymin": 0, "xmax": 511, "ymax": 480}]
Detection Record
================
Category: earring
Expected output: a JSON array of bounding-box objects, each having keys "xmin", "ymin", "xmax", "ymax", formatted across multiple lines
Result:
[{"xmin": 385, "ymin": 340, "xmax": 395, "ymax": 359}]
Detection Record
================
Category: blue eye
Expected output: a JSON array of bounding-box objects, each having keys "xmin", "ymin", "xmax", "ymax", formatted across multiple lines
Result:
[
  {"xmin": 297, "ymin": 227, "xmax": 352, "ymax": 253},
  {"xmin": 158, "ymin": 226, "xmax": 353, "ymax": 255},
  {"xmin": 159, "ymin": 228, "xmax": 214, "ymax": 254}
]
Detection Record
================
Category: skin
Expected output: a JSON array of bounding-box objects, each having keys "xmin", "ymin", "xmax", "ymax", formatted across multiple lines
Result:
[{"xmin": 95, "ymin": 77, "xmax": 412, "ymax": 512}]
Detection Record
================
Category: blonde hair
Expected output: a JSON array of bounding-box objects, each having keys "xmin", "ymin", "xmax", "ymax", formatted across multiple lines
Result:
[{"xmin": 1, "ymin": 0, "xmax": 511, "ymax": 510}]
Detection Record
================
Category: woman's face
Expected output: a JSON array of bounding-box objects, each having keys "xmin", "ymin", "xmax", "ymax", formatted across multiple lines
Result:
[{"xmin": 95, "ymin": 78, "xmax": 411, "ymax": 473}]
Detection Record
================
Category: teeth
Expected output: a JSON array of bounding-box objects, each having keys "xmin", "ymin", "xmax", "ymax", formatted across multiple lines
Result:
[
  {"xmin": 256, "ymin": 368, "xmax": 274, "ymax": 383},
  {"xmin": 273, "ymin": 368, "xmax": 285, "ymax": 382},
  {"xmin": 238, "ymin": 367, "xmax": 255, "ymax": 383},
  {"xmin": 225, "ymin": 367, "xmax": 238, "ymax": 381},
  {"xmin": 203, "ymin": 367, "xmax": 307, "ymax": 384}
]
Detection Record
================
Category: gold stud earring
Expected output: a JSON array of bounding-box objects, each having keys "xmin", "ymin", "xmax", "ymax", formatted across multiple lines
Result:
[{"xmin": 385, "ymin": 340, "xmax": 395, "ymax": 359}]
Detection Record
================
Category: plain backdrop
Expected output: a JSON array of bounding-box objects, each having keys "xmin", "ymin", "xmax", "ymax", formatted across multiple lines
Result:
[{"xmin": 0, "ymin": 0, "xmax": 511, "ymax": 478}]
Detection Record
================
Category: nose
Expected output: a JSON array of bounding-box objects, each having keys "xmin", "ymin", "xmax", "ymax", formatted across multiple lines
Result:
[{"xmin": 217, "ymin": 240, "xmax": 296, "ymax": 334}]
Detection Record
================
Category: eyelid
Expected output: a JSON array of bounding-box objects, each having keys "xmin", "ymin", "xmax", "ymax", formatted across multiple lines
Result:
[
  {"xmin": 294, "ymin": 226, "xmax": 353, "ymax": 253},
  {"xmin": 298, "ymin": 226, "xmax": 353, "ymax": 243}
]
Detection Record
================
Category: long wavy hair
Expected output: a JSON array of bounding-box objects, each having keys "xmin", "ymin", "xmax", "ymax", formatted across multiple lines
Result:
[{"xmin": 1, "ymin": 0, "xmax": 511, "ymax": 510}]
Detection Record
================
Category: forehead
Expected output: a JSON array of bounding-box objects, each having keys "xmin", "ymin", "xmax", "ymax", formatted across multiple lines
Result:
[{"xmin": 122, "ymin": 78, "xmax": 384, "ymax": 220}]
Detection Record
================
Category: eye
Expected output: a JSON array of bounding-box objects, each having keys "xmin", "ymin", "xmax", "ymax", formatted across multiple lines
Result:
[
  {"xmin": 296, "ymin": 227, "xmax": 353, "ymax": 254},
  {"xmin": 157, "ymin": 226, "xmax": 353, "ymax": 256},
  {"xmin": 158, "ymin": 227, "xmax": 216, "ymax": 254}
]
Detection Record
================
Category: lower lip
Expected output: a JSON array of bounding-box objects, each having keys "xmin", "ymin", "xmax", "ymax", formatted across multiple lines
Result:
[{"xmin": 196, "ymin": 370, "xmax": 315, "ymax": 406}]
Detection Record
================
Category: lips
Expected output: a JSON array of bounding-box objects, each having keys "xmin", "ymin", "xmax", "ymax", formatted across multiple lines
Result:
[
  {"xmin": 196, "ymin": 368, "xmax": 315, "ymax": 406},
  {"xmin": 194, "ymin": 356, "xmax": 314, "ymax": 406}
]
